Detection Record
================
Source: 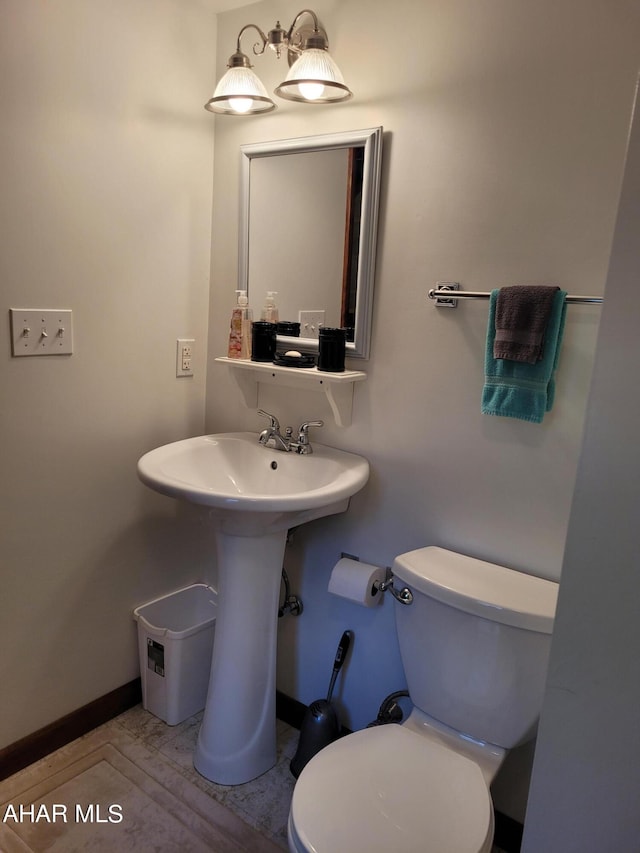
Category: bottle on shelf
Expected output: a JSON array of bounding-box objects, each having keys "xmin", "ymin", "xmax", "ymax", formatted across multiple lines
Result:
[
  {"xmin": 228, "ymin": 290, "xmax": 253, "ymax": 359},
  {"xmin": 260, "ymin": 291, "xmax": 279, "ymax": 324}
]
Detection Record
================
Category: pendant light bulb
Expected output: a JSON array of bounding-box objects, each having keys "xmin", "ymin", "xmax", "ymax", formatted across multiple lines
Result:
[
  {"xmin": 297, "ymin": 81, "xmax": 325, "ymax": 101},
  {"xmin": 228, "ymin": 96, "xmax": 254, "ymax": 114}
]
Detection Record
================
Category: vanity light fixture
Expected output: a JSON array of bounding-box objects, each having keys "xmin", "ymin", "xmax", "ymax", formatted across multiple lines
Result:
[{"xmin": 205, "ymin": 9, "xmax": 352, "ymax": 116}]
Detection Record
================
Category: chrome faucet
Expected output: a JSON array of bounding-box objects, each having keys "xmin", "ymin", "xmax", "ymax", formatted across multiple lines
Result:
[
  {"xmin": 258, "ymin": 410, "xmax": 290, "ymax": 451},
  {"xmin": 257, "ymin": 410, "xmax": 323, "ymax": 454}
]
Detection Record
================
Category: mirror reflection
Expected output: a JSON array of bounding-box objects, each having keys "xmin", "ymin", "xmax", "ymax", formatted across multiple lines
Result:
[{"xmin": 239, "ymin": 127, "xmax": 383, "ymax": 359}]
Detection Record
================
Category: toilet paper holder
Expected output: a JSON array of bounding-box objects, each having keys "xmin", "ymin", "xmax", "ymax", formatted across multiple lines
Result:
[{"xmin": 374, "ymin": 568, "xmax": 413, "ymax": 606}]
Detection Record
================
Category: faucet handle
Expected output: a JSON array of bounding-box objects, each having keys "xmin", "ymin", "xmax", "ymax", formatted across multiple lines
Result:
[
  {"xmin": 258, "ymin": 409, "xmax": 281, "ymax": 431},
  {"xmin": 297, "ymin": 420, "xmax": 324, "ymax": 443}
]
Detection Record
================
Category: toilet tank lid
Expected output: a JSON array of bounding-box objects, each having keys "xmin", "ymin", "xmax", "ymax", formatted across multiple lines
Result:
[{"xmin": 392, "ymin": 547, "xmax": 558, "ymax": 633}]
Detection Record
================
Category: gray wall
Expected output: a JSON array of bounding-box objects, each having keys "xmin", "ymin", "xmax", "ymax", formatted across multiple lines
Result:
[
  {"xmin": 522, "ymin": 80, "xmax": 640, "ymax": 852},
  {"xmin": 0, "ymin": 0, "xmax": 217, "ymax": 748}
]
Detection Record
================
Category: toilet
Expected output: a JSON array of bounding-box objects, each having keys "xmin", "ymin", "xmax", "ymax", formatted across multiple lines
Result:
[{"xmin": 288, "ymin": 546, "xmax": 558, "ymax": 853}]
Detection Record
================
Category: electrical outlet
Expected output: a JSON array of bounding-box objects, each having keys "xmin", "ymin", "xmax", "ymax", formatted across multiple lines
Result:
[
  {"xmin": 298, "ymin": 310, "xmax": 325, "ymax": 339},
  {"xmin": 176, "ymin": 338, "xmax": 195, "ymax": 377}
]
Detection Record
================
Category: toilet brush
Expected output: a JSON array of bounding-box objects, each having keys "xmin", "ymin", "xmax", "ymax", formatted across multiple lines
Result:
[{"xmin": 290, "ymin": 630, "xmax": 353, "ymax": 779}]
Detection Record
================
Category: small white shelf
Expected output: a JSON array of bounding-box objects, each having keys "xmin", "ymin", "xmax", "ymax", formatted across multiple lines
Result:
[{"xmin": 215, "ymin": 357, "xmax": 366, "ymax": 427}]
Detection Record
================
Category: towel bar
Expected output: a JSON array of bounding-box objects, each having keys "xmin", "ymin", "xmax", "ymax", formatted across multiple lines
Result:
[{"xmin": 428, "ymin": 283, "xmax": 603, "ymax": 308}]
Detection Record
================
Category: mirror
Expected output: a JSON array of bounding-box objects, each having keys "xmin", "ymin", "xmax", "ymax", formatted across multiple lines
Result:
[{"xmin": 239, "ymin": 127, "xmax": 383, "ymax": 359}]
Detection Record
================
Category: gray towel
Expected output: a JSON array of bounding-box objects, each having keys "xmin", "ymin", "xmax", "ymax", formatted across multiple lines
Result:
[{"xmin": 493, "ymin": 285, "xmax": 560, "ymax": 364}]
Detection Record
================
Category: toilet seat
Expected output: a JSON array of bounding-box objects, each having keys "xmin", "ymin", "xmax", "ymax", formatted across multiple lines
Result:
[{"xmin": 288, "ymin": 724, "xmax": 494, "ymax": 853}]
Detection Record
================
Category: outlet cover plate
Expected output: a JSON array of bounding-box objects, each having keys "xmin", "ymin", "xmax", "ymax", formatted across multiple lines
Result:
[{"xmin": 176, "ymin": 338, "xmax": 195, "ymax": 377}]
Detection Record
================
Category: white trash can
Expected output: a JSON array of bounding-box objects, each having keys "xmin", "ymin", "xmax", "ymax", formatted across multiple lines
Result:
[{"xmin": 133, "ymin": 583, "xmax": 217, "ymax": 726}]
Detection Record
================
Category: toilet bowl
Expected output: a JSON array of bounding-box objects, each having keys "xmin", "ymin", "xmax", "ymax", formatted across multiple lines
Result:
[
  {"xmin": 288, "ymin": 724, "xmax": 494, "ymax": 853},
  {"xmin": 288, "ymin": 547, "xmax": 558, "ymax": 853}
]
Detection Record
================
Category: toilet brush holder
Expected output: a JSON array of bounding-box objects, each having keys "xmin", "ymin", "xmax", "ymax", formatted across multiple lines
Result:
[
  {"xmin": 290, "ymin": 700, "xmax": 340, "ymax": 779},
  {"xmin": 290, "ymin": 630, "xmax": 353, "ymax": 779}
]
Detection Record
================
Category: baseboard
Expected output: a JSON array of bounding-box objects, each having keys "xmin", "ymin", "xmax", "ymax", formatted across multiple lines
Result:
[
  {"xmin": 275, "ymin": 689, "xmax": 307, "ymax": 730},
  {"xmin": 493, "ymin": 809, "xmax": 524, "ymax": 852},
  {"xmin": 0, "ymin": 678, "xmax": 142, "ymax": 782},
  {"xmin": 2, "ymin": 684, "xmax": 293, "ymax": 785}
]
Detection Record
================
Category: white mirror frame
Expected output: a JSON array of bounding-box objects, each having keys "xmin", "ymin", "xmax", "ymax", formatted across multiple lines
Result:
[{"xmin": 238, "ymin": 126, "xmax": 383, "ymax": 359}]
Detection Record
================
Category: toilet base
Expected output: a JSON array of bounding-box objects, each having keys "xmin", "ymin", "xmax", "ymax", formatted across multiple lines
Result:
[{"xmin": 402, "ymin": 707, "xmax": 506, "ymax": 786}]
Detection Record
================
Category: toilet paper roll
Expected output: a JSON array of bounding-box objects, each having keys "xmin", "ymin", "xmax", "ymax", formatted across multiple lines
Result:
[{"xmin": 328, "ymin": 558, "xmax": 386, "ymax": 607}]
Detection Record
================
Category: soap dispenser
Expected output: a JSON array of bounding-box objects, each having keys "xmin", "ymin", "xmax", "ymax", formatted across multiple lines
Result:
[
  {"xmin": 228, "ymin": 290, "xmax": 253, "ymax": 359},
  {"xmin": 260, "ymin": 291, "xmax": 279, "ymax": 324}
]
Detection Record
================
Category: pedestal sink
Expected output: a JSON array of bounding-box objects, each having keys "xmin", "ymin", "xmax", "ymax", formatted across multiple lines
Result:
[{"xmin": 137, "ymin": 432, "xmax": 369, "ymax": 784}]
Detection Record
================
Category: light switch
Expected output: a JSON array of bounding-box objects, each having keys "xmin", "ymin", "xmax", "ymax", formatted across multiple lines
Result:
[{"xmin": 10, "ymin": 309, "xmax": 73, "ymax": 356}]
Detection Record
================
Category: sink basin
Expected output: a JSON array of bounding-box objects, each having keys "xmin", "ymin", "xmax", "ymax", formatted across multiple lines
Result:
[
  {"xmin": 137, "ymin": 431, "xmax": 369, "ymax": 785},
  {"xmin": 137, "ymin": 431, "xmax": 369, "ymax": 535}
]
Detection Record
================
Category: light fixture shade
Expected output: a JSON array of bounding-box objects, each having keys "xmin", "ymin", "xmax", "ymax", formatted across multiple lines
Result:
[
  {"xmin": 274, "ymin": 48, "xmax": 352, "ymax": 103},
  {"xmin": 205, "ymin": 66, "xmax": 276, "ymax": 115}
]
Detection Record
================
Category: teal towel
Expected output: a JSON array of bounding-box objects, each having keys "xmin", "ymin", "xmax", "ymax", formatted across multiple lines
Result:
[{"xmin": 482, "ymin": 289, "xmax": 567, "ymax": 423}]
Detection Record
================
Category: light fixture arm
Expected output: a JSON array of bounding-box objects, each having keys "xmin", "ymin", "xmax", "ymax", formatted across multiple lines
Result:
[
  {"xmin": 284, "ymin": 9, "xmax": 327, "ymax": 55},
  {"xmin": 286, "ymin": 9, "xmax": 320, "ymax": 41},
  {"xmin": 235, "ymin": 23, "xmax": 269, "ymax": 58}
]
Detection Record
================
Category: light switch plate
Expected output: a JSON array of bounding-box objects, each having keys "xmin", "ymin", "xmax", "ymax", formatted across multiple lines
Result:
[
  {"xmin": 298, "ymin": 310, "xmax": 325, "ymax": 339},
  {"xmin": 10, "ymin": 309, "xmax": 73, "ymax": 356}
]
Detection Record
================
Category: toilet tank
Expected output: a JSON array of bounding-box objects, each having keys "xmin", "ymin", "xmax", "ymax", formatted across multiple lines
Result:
[{"xmin": 392, "ymin": 547, "xmax": 558, "ymax": 749}]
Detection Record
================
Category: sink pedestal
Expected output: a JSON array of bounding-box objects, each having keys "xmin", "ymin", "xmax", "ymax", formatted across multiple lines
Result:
[
  {"xmin": 194, "ymin": 529, "xmax": 288, "ymax": 785},
  {"xmin": 137, "ymin": 432, "xmax": 370, "ymax": 785}
]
